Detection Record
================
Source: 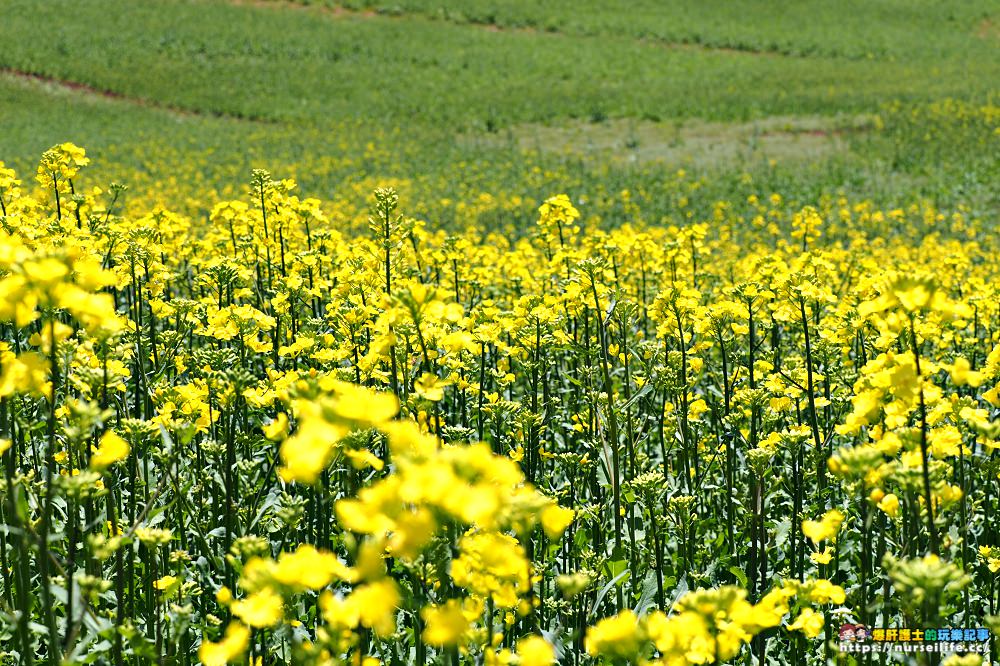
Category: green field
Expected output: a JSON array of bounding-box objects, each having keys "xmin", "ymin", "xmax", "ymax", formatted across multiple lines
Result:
[{"xmin": 1, "ymin": 0, "xmax": 997, "ymax": 220}]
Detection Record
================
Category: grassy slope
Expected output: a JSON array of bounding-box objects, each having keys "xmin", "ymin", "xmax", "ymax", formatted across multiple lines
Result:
[
  {"xmin": 0, "ymin": 0, "xmax": 996, "ymax": 126},
  {"xmin": 307, "ymin": 0, "xmax": 998, "ymax": 60},
  {"xmin": 0, "ymin": 0, "xmax": 996, "ymax": 214}
]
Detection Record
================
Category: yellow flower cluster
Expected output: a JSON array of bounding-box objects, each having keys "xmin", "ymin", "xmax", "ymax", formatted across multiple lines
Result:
[
  {"xmin": 585, "ymin": 580, "xmax": 845, "ymax": 664},
  {"xmin": 1, "ymin": 145, "xmax": 993, "ymax": 664}
]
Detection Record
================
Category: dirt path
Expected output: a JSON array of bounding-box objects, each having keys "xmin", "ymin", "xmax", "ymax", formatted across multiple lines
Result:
[{"xmin": 1, "ymin": 67, "xmax": 272, "ymax": 122}]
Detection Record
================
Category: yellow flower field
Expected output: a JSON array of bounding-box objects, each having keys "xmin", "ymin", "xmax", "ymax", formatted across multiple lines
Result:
[{"xmin": 1, "ymin": 125, "xmax": 999, "ymax": 665}]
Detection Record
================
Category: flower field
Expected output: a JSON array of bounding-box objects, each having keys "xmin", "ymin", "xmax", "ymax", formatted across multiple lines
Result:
[
  {"xmin": 2, "ymin": 120, "xmax": 1000, "ymax": 664},
  {"xmin": 2, "ymin": 1, "xmax": 1000, "ymax": 665}
]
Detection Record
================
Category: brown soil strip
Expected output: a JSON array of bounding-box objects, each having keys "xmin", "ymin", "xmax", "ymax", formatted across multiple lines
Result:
[
  {"xmin": 976, "ymin": 17, "xmax": 999, "ymax": 41},
  {"xmin": 227, "ymin": 0, "xmax": 802, "ymax": 59},
  {"xmin": 1, "ymin": 67, "xmax": 273, "ymax": 122}
]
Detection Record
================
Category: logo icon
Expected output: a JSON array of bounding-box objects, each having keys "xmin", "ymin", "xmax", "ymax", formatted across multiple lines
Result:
[{"xmin": 840, "ymin": 624, "xmax": 870, "ymax": 642}]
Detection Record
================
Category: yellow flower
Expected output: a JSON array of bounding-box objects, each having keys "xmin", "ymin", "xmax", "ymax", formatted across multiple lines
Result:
[
  {"xmin": 387, "ymin": 507, "xmax": 437, "ymax": 560},
  {"xmin": 877, "ymin": 493, "xmax": 900, "ymax": 518},
  {"xmin": 22, "ymin": 258, "xmax": 69, "ymax": 286},
  {"xmin": 936, "ymin": 483, "xmax": 963, "ymax": 506},
  {"xmin": 90, "ymin": 431, "xmax": 130, "ymax": 471},
  {"xmin": 153, "ymin": 575, "xmax": 179, "ymax": 592},
  {"xmin": 262, "ymin": 412, "xmax": 289, "ymax": 441},
  {"xmin": 350, "ymin": 579, "xmax": 401, "ymax": 636},
  {"xmin": 950, "ymin": 357, "xmax": 984, "ymax": 387},
  {"xmin": 929, "ymin": 426, "xmax": 963, "ymax": 458},
  {"xmin": 153, "ymin": 574, "xmax": 181, "ymax": 600},
  {"xmin": 272, "ymin": 544, "xmax": 353, "ymax": 592},
  {"xmin": 892, "ymin": 279, "xmax": 933, "ymax": 312},
  {"xmin": 344, "ymin": 447, "xmax": 385, "ymax": 471},
  {"xmin": 537, "ymin": 194, "xmax": 580, "ymax": 232},
  {"xmin": 788, "ymin": 608, "xmax": 824, "ymax": 638},
  {"xmin": 516, "ymin": 636, "xmax": 555, "ymax": 666},
  {"xmin": 198, "ymin": 623, "xmax": 250, "ymax": 666},
  {"xmin": 810, "ymin": 548, "xmax": 833, "ymax": 565},
  {"xmin": 801, "ymin": 509, "xmax": 844, "ymax": 545},
  {"xmin": 414, "ymin": 373, "xmax": 449, "ymax": 402},
  {"xmin": 807, "ymin": 579, "xmax": 846, "ymax": 604},
  {"xmin": 540, "ymin": 503, "xmax": 574, "ymax": 539},
  {"xmin": 451, "ymin": 532, "xmax": 530, "ymax": 609},
  {"xmin": 216, "ymin": 587, "xmax": 233, "ymax": 605},
  {"xmin": 330, "ymin": 382, "xmax": 398, "ymax": 424},
  {"xmin": 584, "ymin": 610, "xmax": 644, "ymax": 660},
  {"xmin": 318, "ymin": 579, "xmax": 400, "ymax": 637},
  {"xmin": 278, "ymin": 418, "xmax": 346, "ymax": 484},
  {"xmin": 745, "ymin": 585, "xmax": 795, "ymax": 630},
  {"xmin": 231, "ymin": 588, "xmax": 283, "ymax": 628},
  {"xmin": 0, "ymin": 351, "xmax": 49, "ymax": 397},
  {"xmin": 422, "ymin": 599, "xmax": 473, "ymax": 647},
  {"xmin": 984, "ymin": 385, "xmax": 1000, "ymax": 408}
]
